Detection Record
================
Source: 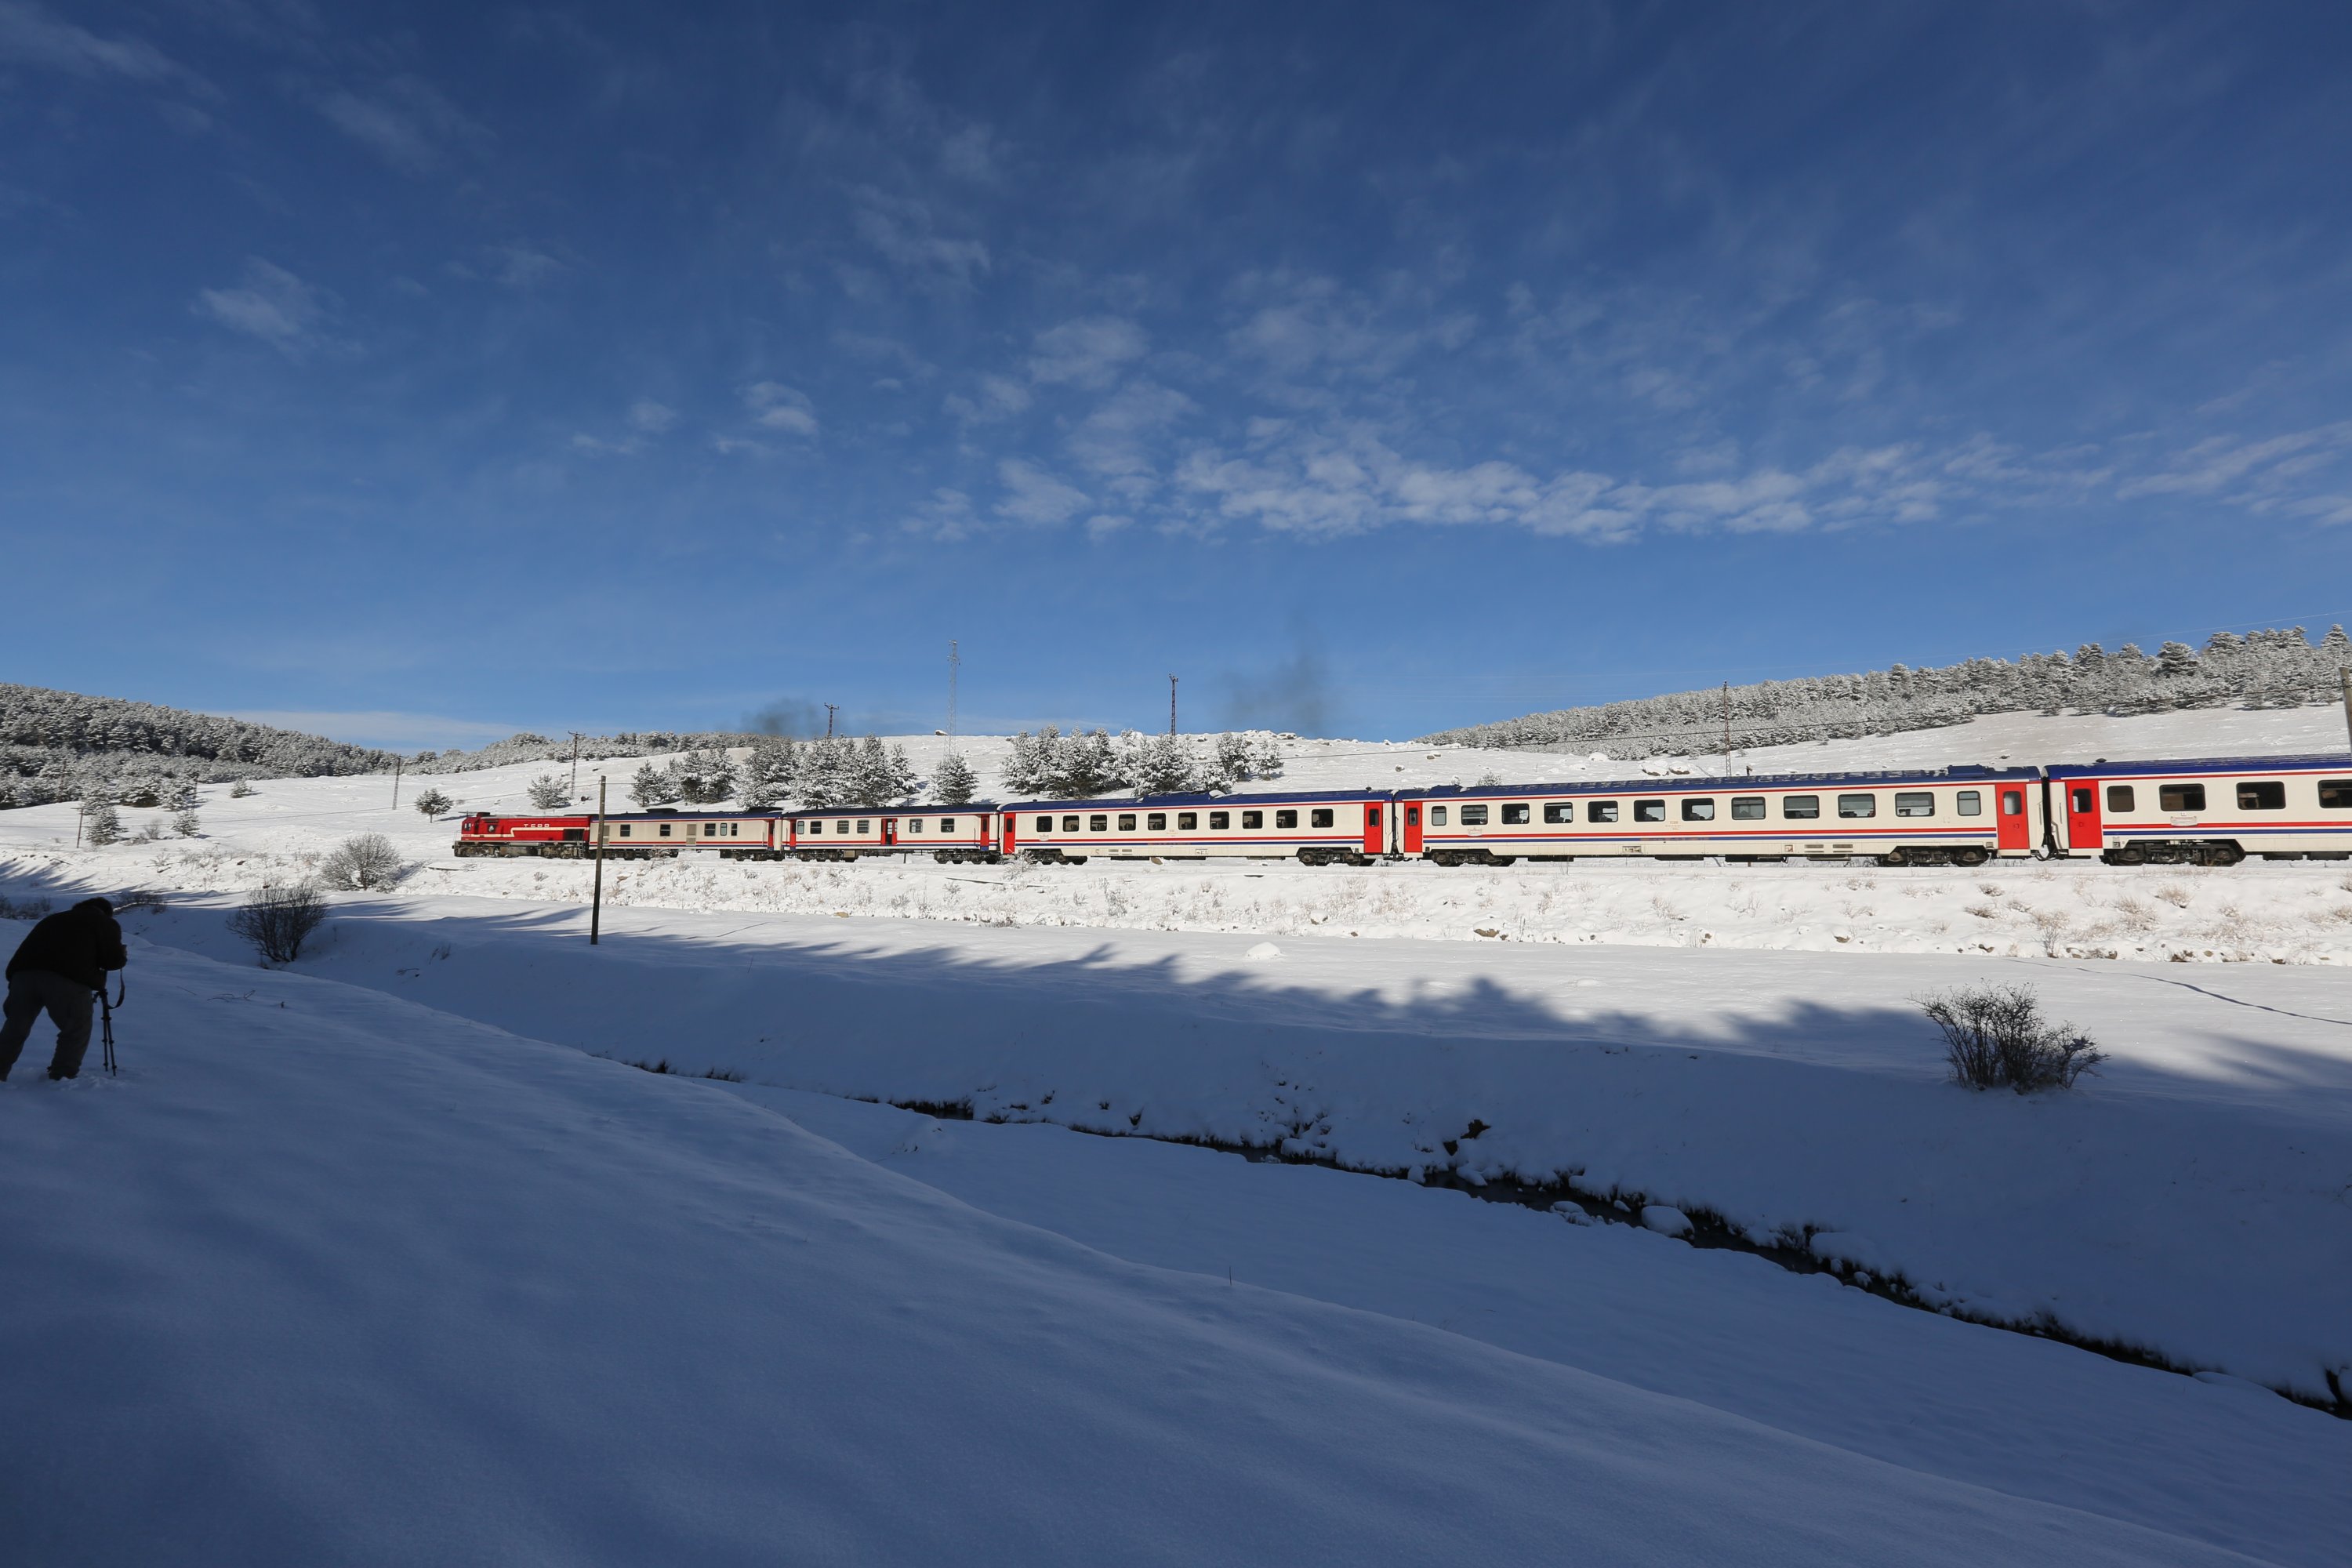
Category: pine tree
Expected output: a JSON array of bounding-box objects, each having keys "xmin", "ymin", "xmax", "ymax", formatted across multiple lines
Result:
[
  {"xmin": 628, "ymin": 762, "xmax": 679, "ymax": 808},
  {"xmin": 1247, "ymin": 732, "xmax": 1287, "ymax": 780},
  {"xmin": 172, "ymin": 810, "xmax": 201, "ymax": 837},
  {"xmin": 413, "ymin": 787, "xmax": 452, "ymax": 818},
  {"xmin": 166, "ymin": 778, "xmax": 201, "ymax": 813},
  {"xmin": 1054, "ymin": 729, "xmax": 1120, "ymax": 797},
  {"xmin": 1125, "ymin": 731, "xmax": 1196, "ymax": 796},
  {"xmin": 526, "ymin": 774, "xmax": 570, "ymax": 810},
  {"xmin": 229, "ymin": 779, "xmax": 254, "ymax": 798},
  {"xmin": 1000, "ymin": 727, "xmax": 1062, "ymax": 794},
  {"xmin": 739, "ymin": 738, "xmax": 799, "ymax": 808},
  {"xmin": 934, "ymin": 753, "xmax": 978, "ymax": 805},
  {"xmin": 794, "ymin": 737, "xmax": 848, "ymax": 808},
  {"xmin": 83, "ymin": 793, "xmax": 122, "ymax": 846},
  {"xmin": 1213, "ymin": 731, "xmax": 1254, "ymax": 786},
  {"xmin": 844, "ymin": 736, "xmax": 913, "ymax": 805}
]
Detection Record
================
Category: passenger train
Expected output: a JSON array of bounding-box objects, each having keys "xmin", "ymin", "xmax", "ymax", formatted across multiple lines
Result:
[{"xmin": 454, "ymin": 753, "xmax": 2352, "ymax": 869}]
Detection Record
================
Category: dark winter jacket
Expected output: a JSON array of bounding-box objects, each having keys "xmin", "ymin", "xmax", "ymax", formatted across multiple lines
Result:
[{"xmin": 6, "ymin": 898, "xmax": 128, "ymax": 991}]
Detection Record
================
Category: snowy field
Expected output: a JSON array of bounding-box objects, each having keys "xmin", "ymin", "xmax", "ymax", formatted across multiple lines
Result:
[
  {"xmin": 2, "ymin": 702, "xmax": 2348, "ymax": 1560},
  {"xmin": 2, "ymin": 927, "xmax": 2346, "ymax": 1563}
]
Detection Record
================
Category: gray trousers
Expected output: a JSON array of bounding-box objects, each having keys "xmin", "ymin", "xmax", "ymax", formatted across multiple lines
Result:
[{"xmin": 0, "ymin": 970, "xmax": 96, "ymax": 1080}]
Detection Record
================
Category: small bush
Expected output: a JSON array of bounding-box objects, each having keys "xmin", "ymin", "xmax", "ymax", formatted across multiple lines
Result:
[
  {"xmin": 319, "ymin": 833, "xmax": 405, "ymax": 891},
  {"xmin": 172, "ymin": 810, "xmax": 201, "ymax": 837},
  {"xmin": 229, "ymin": 779, "xmax": 255, "ymax": 799},
  {"xmin": 412, "ymin": 787, "xmax": 452, "ymax": 818},
  {"xmin": 1922, "ymin": 984, "xmax": 2104, "ymax": 1093},
  {"xmin": 0, "ymin": 895, "xmax": 54, "ymax": 920},
  {"xmin": 229, "ymin": 883, "xmax": 328, "ymax": 964}
]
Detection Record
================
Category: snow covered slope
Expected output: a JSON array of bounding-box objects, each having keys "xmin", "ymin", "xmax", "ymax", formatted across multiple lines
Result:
[
  {"xmin": 85, "ymin": 893, "xmax": 2352, "ymax": 1411},
  {"xmin": 4, "ymin": 937, "xmax": 2295, "ymax": 1566}
]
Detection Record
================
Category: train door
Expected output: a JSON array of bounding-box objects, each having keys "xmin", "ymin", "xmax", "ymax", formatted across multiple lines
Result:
[
  {"xmin": 2062, "ymin": 779, "xmax": 2102, "ymax": 855},
  {"xmin": 1402, "ymin": 800, "xmax": 1423, "ymax": 854},
  {"xmin": 881, "ymin": 817, "xmax": 897, "ymax": 848},
  {"xmin": 1363, "ymin": 803, "xmax": 1384, "ymax": 855},
  {"xmin": 1000, "ymin": 812, "xmax": 1017, "ymax": 856},
  {"xmin": 1997, "ymin": 785, "xmax": 2030, "ymax": 852}
]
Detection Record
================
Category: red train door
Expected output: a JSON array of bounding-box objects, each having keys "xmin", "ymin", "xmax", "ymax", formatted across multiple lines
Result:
[
  {"xmin": 1363, "ymin": 803, "xmax": 1384, "ymax": 855},
  {"xmin": 2063, "ymin": 779, "xmax": 2101, "ymax": 855},
  {"xmin": 1000, "ymin": 812, "xmax": 1016, "ymax": 856},
  {"xmin": 1997, "ymin": 786, "xmax": 2030, "ymax": 851},
  {"xmin": 1402, "ymin": 801, "xmax": 1423, "ymax": 854},
  {"xmin": 882, "ymin": 817, "xmax": 897, "ymax": 847}
]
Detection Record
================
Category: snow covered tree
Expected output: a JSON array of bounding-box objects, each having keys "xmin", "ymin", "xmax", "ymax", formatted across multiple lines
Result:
[
  {"xmin": 526, "ymin": 774, "xmax": 570, "ymax": 810},
  {"xmin": 627, "ymin": 762, "xmax": 679, "ymax": 808},
  {"xmin": 1247, "ymin": 732, "xmax": 1287, "ymax": 780},
  {"xmin": 1122, "ymin": 731, "xmax": 1197, "ymax": 796},
  {"xmin": 739, "ymin": 738, "xmax": 799, "ymax": 809},
  {"xmin": 2157, "ymin": 641, "xmax": 2198, "ymax": 681},
  {"xmin": 933, "ymin": 753, "xmax": 978, "ymax": 805},
  {"xmin": 229, "ymin": 779, "xmax": 254, "ymax": 798},
  {"xmin": 1212, "ymin": 731, "xmax": 1254, "ymax": 786},
  {"xmin": 172, "ymin": 810, "xmax": 201, "ymax": 837},
  {"xmin": 166, "ymin": 778, "xmax": 201, "ymax": 813},
  {"xmin": 843, "ymin": 736, "xmax": 916, "ymax": 805},
  {"xmin": 1054, "ymin": 729, "xmax": 1120, "ymax": 797},
  {"xmin": 82, "ymin": 793, "xmax": 122, "ymax": 846},
  {"xmin": 319, "ymin": 833, "xmax": 404, "ymax": 891},
  {"xmin": 792, "ymin": 737, "xmax": 849, "ymax": 808},
  {"xmin": 1000, "ymin": 727, "xmax": 1062, "ymax": 795},
  {"xmin": 673, "ymin": 748, "xmax": 739, "ymax": 805},
  {"xmin": 413, "ymin": 787, "xmax": 452, "ymax": 818}
]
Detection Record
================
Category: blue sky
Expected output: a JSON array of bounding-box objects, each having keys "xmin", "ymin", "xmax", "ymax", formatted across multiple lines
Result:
[{"xmin": 7, "ymin": 2, "xmax": 2352, "ymax": 747}]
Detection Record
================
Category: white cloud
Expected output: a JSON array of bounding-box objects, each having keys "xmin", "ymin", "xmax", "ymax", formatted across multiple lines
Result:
[
  {"xmin": 943, "ymin": 373, "xmax": 1033, "ymax": 425},
  {"xmin": 0, "ymin": 2, "xmax": 183, "ymax": 82},
  {"xmin": 1066, "ymin": 380, "xmax": 1193, "ymax": 479},
  {"xmin": 627, "ymin": 400, "xmax": 678, "ymax": 434},
  {"xmin": 313, "ymin": 78, "xmax": 485, "ymax": 175},
  {"xmin": 743, "ymin": 382, "xmax": 819, "ymax": 438},
  {"xmin": 191, "ymin": 259, "xmax": 328, "ymax": 356},
  {"xmin": 993, "ymin": 459, "xmax": 1090, "ymax": 525},
  {"xmin": 1028, "ymin": 317, "xmax": 1148, "ymax": 389},
  {"xmin": 489, "ymin": 244, "xmax": 563, "ymax": 289},
  {"xmin": 848, "ymin": 186, "xmax": 989, "ymax": 290}
]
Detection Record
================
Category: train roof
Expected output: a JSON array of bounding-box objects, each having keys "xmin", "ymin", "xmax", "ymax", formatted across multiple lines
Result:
[
  {"xmin": 788, "ymin": 802, "xmax": 1004, "ymax": 815},
  {"xmin": 1001, "ymin": 786, "xmax": 1387, "ymax": 811},
  {"xmin": 2042, "ymin": 753, "xmax": 2352, "ymax": 778},
  {"xmin": 1412, "ymin": 764, "xmax": 2042, "ymax": 799}
]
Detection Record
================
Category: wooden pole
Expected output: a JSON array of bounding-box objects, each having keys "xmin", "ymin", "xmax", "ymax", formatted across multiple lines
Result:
[
  {"xmin": 590, "ymin": 774, "xmax": 608, "ymax": 946},
  {"xmin": 2340, "ymin": 667, "xmax": 2351, "ymax": 752},
  {"xmin": 392, "ymin": 757, "xmax": 401, "ymax": 811}
]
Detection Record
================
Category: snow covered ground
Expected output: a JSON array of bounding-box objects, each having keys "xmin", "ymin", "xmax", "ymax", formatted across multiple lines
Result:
[{"xmin": 2, "ymin": 931, "xmax": 2344, "ymax": 1564}]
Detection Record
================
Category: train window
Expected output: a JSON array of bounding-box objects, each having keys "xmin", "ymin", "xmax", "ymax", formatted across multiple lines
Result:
[
  {"xmin": 1118, "ymin": 814, "xmax": 1137, "ymax": 831},
  {"xmin": 939, "ymin": 818, "xmax": 956, "ymax": 833},
  {"xmin": 1243, "ymin": 811, "xmax": 1263, "ymax": 829},
  {"xmin": 1895, "ymin": 792, "xmax": 1936, "ymax": 818},
  {"xmin": 1499, "ymin": 804, "xmax": 1526, "ymax": 825},
  {"xmin": 2157, "ymin": 784, "xmax": 2203, "ymax": 811},
  {"xmin": 1178, "ymin": 813, "xmax": 1198, "ymax": 830},
  {"xmin": 1730, "ymin": 797, "xmax": 1765, "ymax": 820},
  {"xmin": 702, "ymin": 822, "xmax": 715, "ymax": 837},
  {"xmin": 1036, "ymin": 816, "xmax": 1053, "ymax": 833},
  {"xmin": 1544, "ymin": 803, "xmax": 1573, "ymax": 823},
  {"xmin": 1209, "ymin": 811, "xmax": 1229, "ymax": 829},
  {"xmin": 1276, "ymin": 809, "xmax": 1299, "ymax": 829},
  {"xmin": 2001, "ymin": 791, "xmax": 2022, "ymax": 815},
  {"xmin": 2238, "ymin": 780, "xmax": 2286, "ymax": 811},
  {"xmin": 1089, "ymin": 815, "xmax": 1109, "ymax": 832},
  {"xmin": 908, "ymin": 818, "xmax": 924, "ymax": 833},
  {"xmin": 1588, "ymin": 801, "xmax": 1617, "ymax": 822},
  {"xmin": 1310, "ymin": 808, "xmax": 1334, "ymax": 828},
  {"xmin": 1406, "ymin": 806, "xmax": 1419, "ymax": 825},
  {"xmin": 1148, "ymin": 813, "xmax": 1167, "ymax": 830},
  {"xmin": 2103, "ymin": 786, "xmax": 2134, "ymax": 814},
  {"xmin": 1837, "ymin": 794, "xmax": 1876, "ymax": 818},
  {"xmin": 1633, "ymin": 800, "xmax": 1665, "ymax": 822},
  {"xmin": 1460, "ymin": 804, "xmax": 1489, "ymax": 826},
  {"xmin": 1956, "ymin": 791, "xmax": 1981, "ymax": 816},
  {"xmin": 1682, "ymin": 799, "xmax": 1715, "ymax": 822},
  {"xmin": 1782, "ymin": 796, "xmax": 1820, "ymax": 819},
  {"xmin": 618, "ymin": 823, "xmax": 632, "ymax": 837},
  {"xmin": 1429, "ymin": 806, "xmax": 1448, "ymax": 826},
  {"xmin": 2321, "ymin": 782, "xmax": 2352, "ymax": 810},
  {"xmin": 855, "ymin": 820, "xmax": 870, "ymax": 833},
  {"xmin": 1062, "ymin": 815, "xmax": 1080, "ymax": 833},
  {"xmin": 659, "ymin": 822, "xmax": 673, "ymax": 837},
  {"xmin": 2069, "ymin": 789, "xmax": 2092, "ymax": 815}
]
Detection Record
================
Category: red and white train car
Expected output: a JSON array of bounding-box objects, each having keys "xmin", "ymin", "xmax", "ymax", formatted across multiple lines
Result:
[
  {"xmin": 1397, "ymin": 766, "xmax": 2045, "ymax": 867},
  {"xmin": 2045, "ymin": 755, "xmax": 2352, "ymax": 864},
  {"xmin": 786, "ymin": 806, "xmax": 1004, "ymax": 862},
  {"xmin": 456, "ymin": 808, "xmax": 787, "ymax": 858},
  {"xmin": 1002, "ymin": 789, "xmax": 1385, "ymax": 864}
]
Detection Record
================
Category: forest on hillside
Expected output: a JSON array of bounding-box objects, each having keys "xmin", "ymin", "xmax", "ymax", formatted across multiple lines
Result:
[
  {"xmin": 1421, "ymin": 627, "xmax": 2352, "ymax": 758},
  {"xmin": 0, "ymin": 684, "xmax": 398, "ymax": 808}
]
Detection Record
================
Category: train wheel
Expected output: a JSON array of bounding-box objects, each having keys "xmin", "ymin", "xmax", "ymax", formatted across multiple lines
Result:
[{"xmin": 1952, "ymin": 848, "xmax": 1989, "ymax": 868}]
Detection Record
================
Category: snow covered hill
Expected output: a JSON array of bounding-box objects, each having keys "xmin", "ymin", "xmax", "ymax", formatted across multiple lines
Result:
[{"xmin": 2, "ymin": 934, "xmax": 2343, "ymax": 1564}]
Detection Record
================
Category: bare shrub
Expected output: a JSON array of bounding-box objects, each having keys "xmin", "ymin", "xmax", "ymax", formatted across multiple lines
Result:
[
  {"xmin": 228, "ymin": 883, "xmax": 328, "ymax": 964},
  {"xmin": 1921, "ymin": 984, "xmax": 2104, "ymax": 1092},
  {"xmin": 2029, "ymin": 908, "xmax": 2071, "ymax": 954},
  {"xmin": 318, "ymin": 833, "xmax": 405, "ymax": 891},
  {"xmin": 2155, "ymin": 882, "xmax": 2193, "ymax": 908},
  {"xmin": 2111, "ymin": 895, "xmax": 2157, "ymax": 931}
]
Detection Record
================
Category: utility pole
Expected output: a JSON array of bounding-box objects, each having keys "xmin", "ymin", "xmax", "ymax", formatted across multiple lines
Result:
[
  {"xmin": 1169, "ymin": 674, "xmax": 1178, "ymax": 736},
  {"xmin": 392, "ymin": 756, "xmax": 402, "ymax": 811},
  {"xmin": 1721, "ymin": 681, "xmax": 1731, "ymax": 764},
  {"xmin": 590, "ymin": 774, "xmax": 608, "ymax": 946},
  {"xmin": 569, "ymin": 732, "xmax": 584, "ymax": 797},
  {"xmin": 823, "ymin": 703, "xmax": 839, "ymax": 739},
  {"xmin": 2341, "ymin": 668, "xmax": 2351, "ymax": 752},
  {"xmin": 948, "ymin": 641, "xmax": 960, "ymax": 741}
]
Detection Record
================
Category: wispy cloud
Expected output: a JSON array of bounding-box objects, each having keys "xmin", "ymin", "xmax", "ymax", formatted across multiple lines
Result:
[
  {"xmin": 993, "ymin": 459, "xmax": 1089, "ymax": 525},
  {"xmin": 848, "ymin": 186, "xmax": 989, "ymax": 290},
  {"xmin": 1028, "ymin": 316, "xmax": 1148, "ymax": 388},
  {"xmin": 0, "ymin": 2, "xmax": 187, "ymax": 84},
  {"xmin": 310, "ymin": 75, "xmax": 487, "ymax": 175},
  {"xmin": 627, "ymin": 400, "xmax": 678, "ymax": 434},
  {"xmin": 191, "ymin": 258, "xmax": 332, "ymax": 357},
  {"xmin": 742, "ymin": 382, "xmax": 819, "ymax": 438},
  {"xmin": 943, "ymin": 373, "xmax": 1032, "ymax": 425}
]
